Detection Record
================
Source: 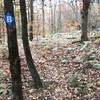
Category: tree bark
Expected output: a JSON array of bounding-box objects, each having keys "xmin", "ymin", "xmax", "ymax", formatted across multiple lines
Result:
[
  {"xmin": 19, "ymin": 0, "xmax": 43, "ymax": 89},
  {"xmin": 81, "ymin": 0, "xmax": 90, "ymax": 42},
  {"xmin": 4, "ymin": 0, "xmax": 23, "ymax": 100},
  {"xmin": 29, "ymin": 0, "xmax": 34, "ymax": 41},
  {"xmin": 53, "ymin": 0, "xmax": 57, "ymax": 33},
  {"xmin": 58, "ymin": 0, "xmax": 62, "ymax": 33},
  {"xmin": 42, "ymin": 0, "xmax": 45, "ymax": 36},
  {"xmin": 50, "ymin": 0, "xmax": 53, "ymax": 34}
]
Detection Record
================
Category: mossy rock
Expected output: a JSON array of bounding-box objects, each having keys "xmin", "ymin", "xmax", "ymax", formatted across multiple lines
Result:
[
  {"xmin": 94, "ymin": 64, "xmax": 100, "ymax": 69},
  {"xmin": 86, "ymin": 54, "xmax": 96, "ymax": 61},
  {"xmin": 73, "ymin": 56, "xmax": 83, "ymax": 63}
]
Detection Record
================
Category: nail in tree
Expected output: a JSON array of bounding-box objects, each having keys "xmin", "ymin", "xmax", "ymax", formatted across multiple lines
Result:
[{"xmin": 4, "ymin": 0, "xmax": 23, "ymax": 99}]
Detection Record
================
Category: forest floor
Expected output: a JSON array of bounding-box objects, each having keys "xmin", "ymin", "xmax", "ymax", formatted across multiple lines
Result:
[{"xmin": 0, "ymin": 32, "xmax": 100, "ymax": 100}]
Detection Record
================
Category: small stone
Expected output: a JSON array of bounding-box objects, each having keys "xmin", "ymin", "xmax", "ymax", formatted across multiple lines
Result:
[
  {"xmin": 74, "ymin": 88, "xmax": 79, "ymax": 94},
  {"xmin": 96, "ymin": 81, "xmax": 100, "ymax": 87},
  {"xmin": 8, "ymin": 96, "xmax": 13, "ymax": 100},
  {"xmin": 29, "ymin": 89, "xmax": 34, "ymax": 93},
  {"xmin": 67, "ymin": 93, "xmax": 72, "ymax": 98},
  {"xmin": 97, "ymin": 87, "xmax": 100, "ymax": 90}
]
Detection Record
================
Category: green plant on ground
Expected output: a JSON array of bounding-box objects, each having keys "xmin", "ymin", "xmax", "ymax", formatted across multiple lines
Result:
[
  {"xmin": 69, "ymin": 75, "xmax": 88, "ymax": 94},
  {"xmin": 69, "ymin": 76, "xmax": 81, "ymax": 88},
  {"xmin": 78, "ymin": 82, "xmax": 88, "ymax": 94}
]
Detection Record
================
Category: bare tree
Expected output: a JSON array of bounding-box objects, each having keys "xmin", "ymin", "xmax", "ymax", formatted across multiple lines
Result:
[
  {"xmin": 42, "ymin": 0, "xmax": 45, "ymax": 36},
  {"xmin": 57, "ymin": 0, "xmax": 62, "ymax": 33},
  {"xmin": 53, "ymin": 0, "xmax": 57, "ymax": 33},
  {"xmin": 49, "ymin": 0, "xmax": 53, "ymax": 33},
  {"xmin": 29, "ymin": 0, "xmax": 35, "ymax": 41},
  {"xmin": 4, "ymin": 0, "xmax": 23, "ymax": 99},
  {"xmin": 19, "ymin": 0, "xmax": 43, "ymax": 89},
  {"xmin": 81, "ymin": 0, "xmax": 90, "ymax": 42}
]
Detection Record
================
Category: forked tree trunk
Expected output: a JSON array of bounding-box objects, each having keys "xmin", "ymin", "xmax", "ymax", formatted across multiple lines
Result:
[
  {"xmin": 81, "ymin": 0, "xmax": 90, "ymax": 42},
  {"xmin": 4, "ymin": 0, "xmax": 23, "ymax": 100},
  {"xmin": 19, "ymin": 0, "xmax": 43, "ymax": 89}
]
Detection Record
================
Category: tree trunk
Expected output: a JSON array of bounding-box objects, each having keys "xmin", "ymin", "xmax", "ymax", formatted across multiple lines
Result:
[
  {"xmin": 19, "ymin": 0, "xmax": 43, "ymax": 89},
  {"xmin": 81, "ymin": 0, "xmax": 90, "ymax": 42},
  {"xmin": 53, "ymin": 0, "xmax": 56, "ymax": 33},
  {"xmin": 4, "ymin": 0, "xmax": 23, "ymax": 100},
  {"xmin": 58, "ymin": 0, "xmax": 62, "ymax": 33},
  {"xmin": 42, "ymin": 0, "xmax": 45, "ymax": 36},
  {"xmin": 29, "ymin": 0, "xmax": 34, "ymax": 41},
  {"xmin": 50, "ymin": 0, "xmax": 53, "ymax": 34}
]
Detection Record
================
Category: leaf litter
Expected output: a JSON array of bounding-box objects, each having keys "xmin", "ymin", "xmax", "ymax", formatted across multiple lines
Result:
[{"xmin": 0, "ymin": 35, "xmax": 100, "ymax": 100}]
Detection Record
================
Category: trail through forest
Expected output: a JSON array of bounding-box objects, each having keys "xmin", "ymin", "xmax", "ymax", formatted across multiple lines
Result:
[{"xmin": 0, "ymin": 33, "xmax": 100, "ymax": 100}]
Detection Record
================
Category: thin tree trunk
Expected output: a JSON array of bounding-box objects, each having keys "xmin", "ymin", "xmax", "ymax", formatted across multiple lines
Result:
[
  {"xmin": 42, "ymin": 0, "xmax": 45, "ymax": 36},
  {"xmin": 4, "ymin": 0, "xmax": 23, "ymax": 99},
  {"xmin": 81, "ymin": 0, "xmax": 90, "ymax": 42},
  {"xmin": 58, "ymin": 0, "xmax": 62, "ymax": 33},
  {"xmin": 29, "ymin": 0, "xmax": 34, "ymax": 41},
  {"xmin": 50, "ymin": 0, "xmax": 53, "ymax": 34},
  {"xmin": 54, "ymin": 0, "xmax": 56, "ymax": 33},
  {"xmin": 19, "ymin": 0, "xmax": 43, "ymax": 89}
]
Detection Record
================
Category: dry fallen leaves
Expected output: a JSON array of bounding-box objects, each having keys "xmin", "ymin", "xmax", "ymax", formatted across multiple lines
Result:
[{"xmin": 0, "ymin": 35, "xmax": 100, "ymax": 99}]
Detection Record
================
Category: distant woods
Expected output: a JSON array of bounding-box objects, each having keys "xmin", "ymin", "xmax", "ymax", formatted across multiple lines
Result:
[
  {"xmin": 26, "ymin": 0, "xmax": 100, "ymax": 36},
  {"xmin": 0, "ymin": 0, "xmax": 100, "ymax": 41}
]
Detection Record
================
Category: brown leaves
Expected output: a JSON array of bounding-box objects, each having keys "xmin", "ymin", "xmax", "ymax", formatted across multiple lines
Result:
[{"xmin": 0, "ymin": 36, "xmax": 100, "ymax": 99}]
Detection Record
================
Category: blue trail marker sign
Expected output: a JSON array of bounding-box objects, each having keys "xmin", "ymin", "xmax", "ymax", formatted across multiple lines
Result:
[{"xmin": 4, "ymin": 12, "xmax": 14, "ymax": 26}]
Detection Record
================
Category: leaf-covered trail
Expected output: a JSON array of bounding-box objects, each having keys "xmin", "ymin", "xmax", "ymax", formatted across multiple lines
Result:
[
  {"xmin": 18, "ymin": 37, "xmax": 100, "ymax": 100},
  {"xmin": 0, "ymin": 36, "xmax": 100, "ymax": 100}
]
